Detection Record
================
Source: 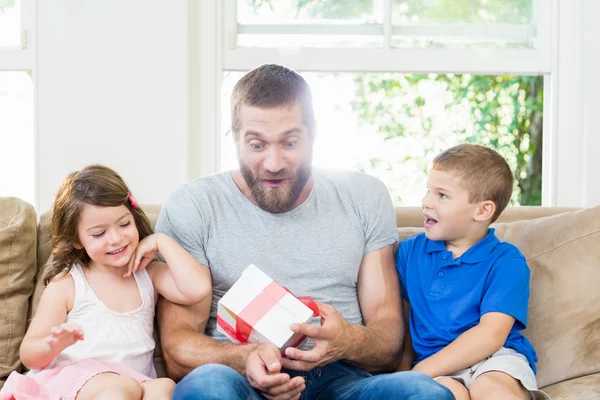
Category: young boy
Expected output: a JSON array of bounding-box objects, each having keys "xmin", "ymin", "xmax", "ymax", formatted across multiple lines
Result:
[{"xmin": 395, "ymin": 144, "xmax": 549, "ymax": 400}]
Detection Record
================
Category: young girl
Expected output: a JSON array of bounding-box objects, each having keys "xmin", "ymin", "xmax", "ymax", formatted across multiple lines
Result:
[{"xmin": 0, "ymin": 165, "xmax": 211, "ymax": 400}]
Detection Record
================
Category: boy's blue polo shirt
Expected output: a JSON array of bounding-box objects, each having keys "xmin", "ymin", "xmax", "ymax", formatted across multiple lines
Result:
[{"xmin": 395, "ymin": 228, "xmax": 538, "ymax": 373}]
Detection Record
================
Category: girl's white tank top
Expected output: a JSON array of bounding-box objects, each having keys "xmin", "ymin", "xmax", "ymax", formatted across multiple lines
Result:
[{"xmin": 42, "ymin": 263, "xmax": 157, "ymax": 378}]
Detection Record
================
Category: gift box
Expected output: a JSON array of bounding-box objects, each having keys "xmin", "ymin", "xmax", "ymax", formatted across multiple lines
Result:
[{"xmin": 217, "ymin": 264, "xmax": 317, "ymax": 352}]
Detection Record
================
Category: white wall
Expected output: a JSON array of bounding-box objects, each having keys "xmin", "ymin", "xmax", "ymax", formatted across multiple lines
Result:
[
  {"xmin": 37, "ymin": 0, "xmax": 189, "ymax": 212},
  {"xmin": 581, "ymin": 0, "xmax": 600, "ymax": 206},
  {"xmin": 35, "ymin": 0, "xmax": 600, "ymax": 212}
]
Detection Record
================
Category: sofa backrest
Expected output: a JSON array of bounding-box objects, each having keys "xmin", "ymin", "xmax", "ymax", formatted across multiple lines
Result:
[
  {"xmin": 0, "ymin": 197, "xmax": 37, "ymax": 388},
  {"xmin": 30, "ymin": 204, "xmax": 600, "ymax": 389}
]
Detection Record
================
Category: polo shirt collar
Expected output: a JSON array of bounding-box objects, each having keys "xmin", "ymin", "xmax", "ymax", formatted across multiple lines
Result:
[{"xmin": 426, "ymin": 228, "xmax": 500, "ymax": 264}]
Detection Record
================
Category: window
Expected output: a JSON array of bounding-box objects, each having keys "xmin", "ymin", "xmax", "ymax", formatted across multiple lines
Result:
[
  {"xmin": 0, "ymin": 0, "xmax": 22, "ymax": 47},
  {"xmin": 235, "ymin": 0, "xmax": 538, "ymax": 50},
  {"xmin": 197, "ymin": 0, "xmax": 554, "ymax": 206},
  {"xmin": 0, "ymin": 0, "xmax": 35, "ymax": 205},
  {"xmin": 0, "ymin": 71, "xmax": 34, "ymax": 203}
]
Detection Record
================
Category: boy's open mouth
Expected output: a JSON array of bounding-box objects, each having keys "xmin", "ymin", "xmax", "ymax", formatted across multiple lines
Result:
[{"xmin": 424, "ymin": 216, "xmax": 438, "ymax": 229}]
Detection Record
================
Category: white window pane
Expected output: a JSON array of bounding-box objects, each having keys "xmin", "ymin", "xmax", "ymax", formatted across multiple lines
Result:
[
  {"xmin": 239, "ymin": 0, "xmax": 380, "ymax": 23},
  {"xmin": 0, "ymin": 0, "xmax": 21, "ymax": 47},
  {"xmin": 0, "ymin": 71, "xmax": 34, "ymax": 205},
  {"xmin": 392, "ymin": 0, "xmax": 532, "ymax": 24},
  {"xmin": 221, "ymin": 71, "xmax": 543, "ymax": 206},
  {"xmin": 237, "ymin": 0, "xmax": 384, "ymax": 48},
  {"xmin": 392, "ymin": 0, "xmax": 535, "ymax": 49}
]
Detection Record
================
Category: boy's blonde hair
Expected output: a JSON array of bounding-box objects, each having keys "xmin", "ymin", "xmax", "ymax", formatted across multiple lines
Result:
[{"xmin": 432, "ymin": 143, "xmax": 514, "ymax": 223}]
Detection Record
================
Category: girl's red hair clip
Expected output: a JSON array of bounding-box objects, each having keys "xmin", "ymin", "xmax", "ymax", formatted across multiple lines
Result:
[{"xmin": 127, "ymin": 192, "xmax": 139, "ymax": 209}]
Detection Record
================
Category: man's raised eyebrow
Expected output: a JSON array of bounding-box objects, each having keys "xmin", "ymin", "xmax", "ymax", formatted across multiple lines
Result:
[
  {"xmin": 245, "ymin": 128, "xmax": 302, "ymax": 139},
  {"xmin": 245, "ymin": 130, "xmax": 263, "ymax": 139},
  {"xmin": 279, "ymin": 128, "xmax": 302, "ymax": 138}
]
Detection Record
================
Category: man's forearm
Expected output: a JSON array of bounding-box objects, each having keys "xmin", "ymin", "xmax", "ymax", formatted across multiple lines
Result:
[
  {"xmin": 162, "ymin": 327, "xmax": 258, "ymax": 381},
  {"xmin": 342, "ymin": 317, "xmax": 403, "ymax": 373}
]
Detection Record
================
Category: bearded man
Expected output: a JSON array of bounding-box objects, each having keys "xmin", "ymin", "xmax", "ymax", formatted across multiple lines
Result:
[{"xmin": 156, "ymin": 64, "xmax": 454, "ymax": 400}]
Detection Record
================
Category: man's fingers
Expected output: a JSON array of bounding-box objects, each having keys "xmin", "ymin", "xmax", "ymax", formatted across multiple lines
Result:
[
  {"xmin": 284, "ymin": 345, "xmax": 323, "ymax": 363},
  {"xmin": 257, "ymin": 345, "xmax": 283, "ymax": 373},
  {"xmin": 248, "ymin": 371, "xmax": 289, "ymax": 390},
  {"xmin": 263, "ymin": 376, "xmax": 305, "ymax": 397},
  {"xmin": 263, "ymin": 381, "xmax": 305, "ymax": 400},
  {"xmin": 289, "ymin": 322, "xmax": 322, "ymax": 339},
  {"xmin": 280, "ymin": 357, "xmax": 318, "ymax": 372}
]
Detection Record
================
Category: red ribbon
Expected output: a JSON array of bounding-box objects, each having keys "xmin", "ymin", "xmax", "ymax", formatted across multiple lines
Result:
[{"xmin": 217, "ymin": 282, "xmax": 319, "ymax": 347}]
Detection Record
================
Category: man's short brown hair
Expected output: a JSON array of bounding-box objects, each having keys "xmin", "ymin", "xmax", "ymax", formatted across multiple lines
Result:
[
  {"xmin": 231, "ymin": 64, "xmax": 315, "ymax": 138},
  {"xmin": 432, "ymin": 143, "xmax": 514, "ymax": 222}
]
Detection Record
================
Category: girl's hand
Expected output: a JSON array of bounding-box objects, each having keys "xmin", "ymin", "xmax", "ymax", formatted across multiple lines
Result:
[
  {"xmin": 44, "ymin": 323, "xmax": 84, "ymax": 352},
  {"xmin": 125, "ymin": 233, "xmax": 162, "ymax": 277}
]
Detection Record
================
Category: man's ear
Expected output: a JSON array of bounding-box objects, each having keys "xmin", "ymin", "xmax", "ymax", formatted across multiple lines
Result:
[{"xmin": 474, "ymin": 200, "xmax": 496, "ymax": 222}]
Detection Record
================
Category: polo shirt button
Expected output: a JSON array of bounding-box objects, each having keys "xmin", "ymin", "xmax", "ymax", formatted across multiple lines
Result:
[
  {"xmin": 438, "ymin": 272, "xmax": 444, "ymax": 277},
  {"xmin": 443, "ymin": 255, "xmax": 449, "ymax": 260}
]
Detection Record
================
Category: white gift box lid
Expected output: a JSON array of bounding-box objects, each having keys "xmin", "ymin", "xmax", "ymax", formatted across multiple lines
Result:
[{"xmin": 217, "ymin": 264, "xmax": 315, "ymax": 350}]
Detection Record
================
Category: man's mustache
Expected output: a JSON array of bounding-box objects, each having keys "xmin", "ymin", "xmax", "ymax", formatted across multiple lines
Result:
[{"xmin": 257, "ymin": 171, "xmax": 290, "ymax": 180}]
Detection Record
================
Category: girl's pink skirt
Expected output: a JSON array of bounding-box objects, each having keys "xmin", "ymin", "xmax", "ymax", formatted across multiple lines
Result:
[{"xmin": 0, "ymin": 359, "xmax": 150, "ymax": 400}]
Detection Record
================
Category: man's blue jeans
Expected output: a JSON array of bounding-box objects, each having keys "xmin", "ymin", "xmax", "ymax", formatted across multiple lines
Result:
[{"xmin": 172, "ymin": 362, "xmax": 455, "ymax": 399}]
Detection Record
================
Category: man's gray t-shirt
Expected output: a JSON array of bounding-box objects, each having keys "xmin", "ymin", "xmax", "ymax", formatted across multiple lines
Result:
[{"xmin": 155, "ymin": 169, "xmax": 398, "ymax": 342}]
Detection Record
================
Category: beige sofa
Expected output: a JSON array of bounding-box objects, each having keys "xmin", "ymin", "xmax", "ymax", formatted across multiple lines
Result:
[{"xmin": 1, "ymin": 196, "xmax": 599, "ymax": 398}]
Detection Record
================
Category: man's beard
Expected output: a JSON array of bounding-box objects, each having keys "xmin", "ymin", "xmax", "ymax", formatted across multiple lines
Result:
[{"xmin": 240, "ymin": 160, "xmax": 312, "ymax": 214}]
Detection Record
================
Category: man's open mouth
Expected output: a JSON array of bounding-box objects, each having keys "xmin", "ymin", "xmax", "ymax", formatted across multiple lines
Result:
[{"xmin": 263, "ymin": 179, "xmax": 286, "ymax": 188}]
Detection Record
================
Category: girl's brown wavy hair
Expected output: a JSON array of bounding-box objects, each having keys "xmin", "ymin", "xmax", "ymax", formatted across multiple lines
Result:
[{"xmin": 44, "ymin": 165, "xmax": 153, "ymax": 285}]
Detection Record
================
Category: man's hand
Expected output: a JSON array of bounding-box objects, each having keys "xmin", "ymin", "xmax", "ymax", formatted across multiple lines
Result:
[
  {"xmin": 281, "ymin": 301, "xmax": 352, "ymax": 372},
  {"xmin": 246, "ymin": 343, "xmax": 305, "ymax": 400}
]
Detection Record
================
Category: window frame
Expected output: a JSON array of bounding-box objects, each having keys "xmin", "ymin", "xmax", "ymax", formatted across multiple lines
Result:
[
  {"xmin": 0, "ymin": 0, "xmax": 37, "ymax": 207},
  {"xmin": 194, "ymin": 0, "xmax": 582, "ymax": 207},
  {"xmin": 0, "ymin": 0, "xmax": 34, "ymax": 69}
]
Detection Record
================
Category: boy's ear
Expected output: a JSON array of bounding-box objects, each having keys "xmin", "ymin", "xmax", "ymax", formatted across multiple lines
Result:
[{"xmin": 474, "ymin": 200, "xmax": 496, "ymax": 222}]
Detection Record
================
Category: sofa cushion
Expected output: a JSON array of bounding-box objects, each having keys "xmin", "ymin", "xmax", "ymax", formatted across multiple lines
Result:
[
  {"xmin": 541, "ymin": 373, "xmax": 600, "ymax": 399},
  {"xmin": 493, "ymin": 206, "xmax": 600, "ymax": 388},
  {"xmin": 0, "ymin": 197, "xmax": 37, "ymax": 389},
  {"xmin": 396, "ymin": 206, "xmax": 600, "ymax": 388}
]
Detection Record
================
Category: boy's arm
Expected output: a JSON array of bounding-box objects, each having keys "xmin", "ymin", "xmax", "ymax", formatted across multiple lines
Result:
[
  {"xmin": 412, "ymin": 311, "xmax": 515, "ymax": 377},
  {"xmin": 397, "ymin": 300, "xmax": 415, "ymax": 371}
]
